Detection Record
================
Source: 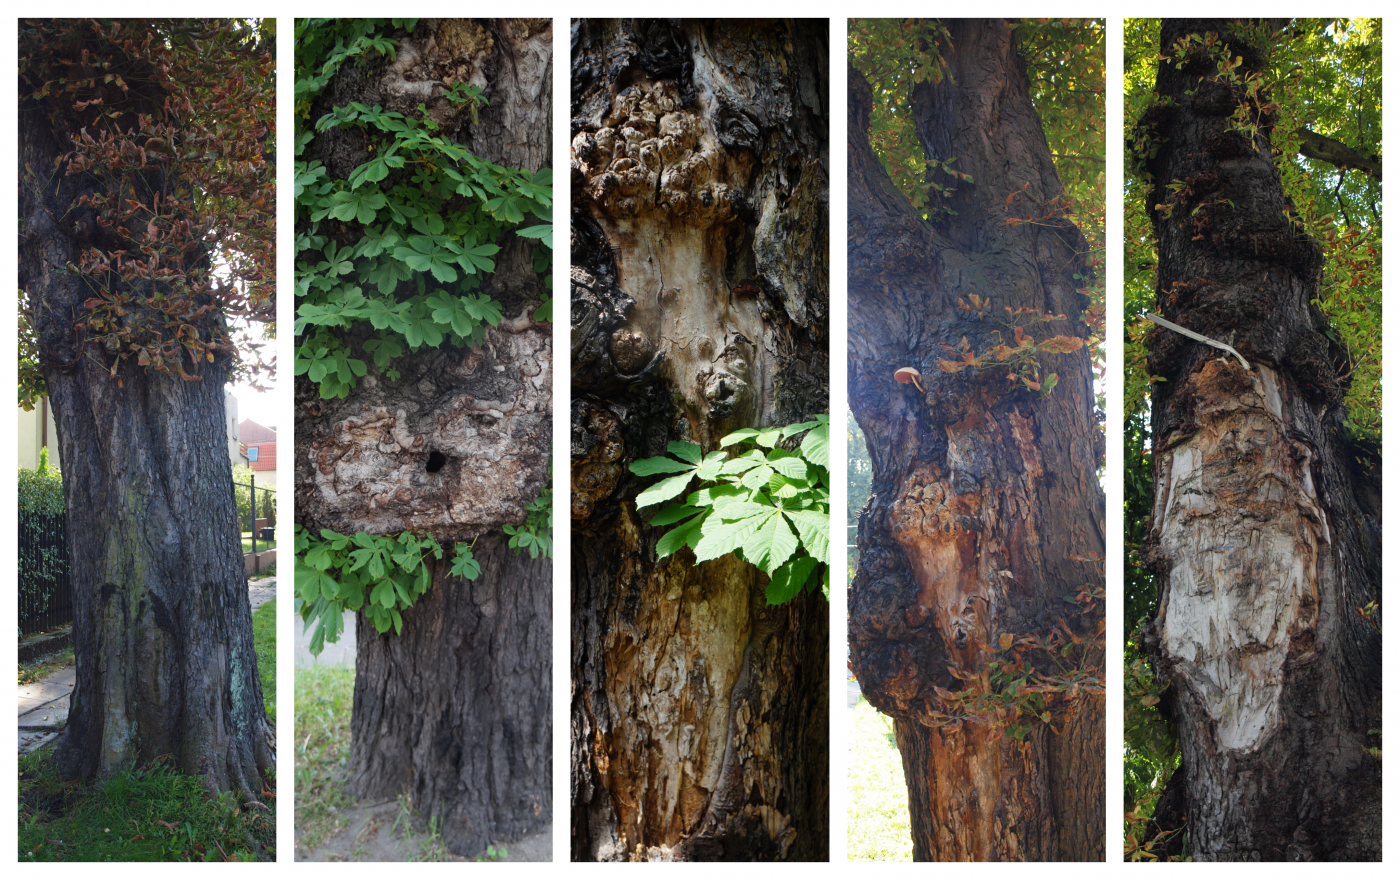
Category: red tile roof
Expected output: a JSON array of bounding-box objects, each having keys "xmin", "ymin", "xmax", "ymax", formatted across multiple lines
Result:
[
  {"xmin": 248, "ymin": 441, "xmax": 277, "ymax": 472},
  {"xmin": 239, "ymin": 419, "xmax": 278, "ymax": 443}
]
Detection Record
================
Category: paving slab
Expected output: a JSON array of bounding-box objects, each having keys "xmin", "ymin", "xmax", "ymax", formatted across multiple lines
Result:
[
  {"xmin": 249, "ymin": 575, "xmax": 277, "ymax": 610},
  {"xmin": 295, "ymin": 610, "xmax": 357, "ymax": 668}
]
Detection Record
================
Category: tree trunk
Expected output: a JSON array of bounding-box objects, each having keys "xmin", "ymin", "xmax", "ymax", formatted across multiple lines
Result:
[
  {"xmin": 19, "ymin": 23, "xmax": 273, "ymax": 798},
  {"xmin": 847, "ymin": 21, "xmax": 1105, "ymax": 861},
  {"xmin": 570, "ymin": 18, "xmax": 829, "ymax": 862},
  {"xmin": 1138, "ymin": 19, "xmax": 1381, "ymax": 861},
  {"xmin": 348, "ymin": 534, "xmax": 551, "ymax": 856},
  {"xmin": 293, "ymin": 19, "xmax": 553, "ymax": 856}
]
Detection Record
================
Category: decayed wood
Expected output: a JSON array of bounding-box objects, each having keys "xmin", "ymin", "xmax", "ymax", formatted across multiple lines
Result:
[
  {"xmin": 294, "ymin": 19, "xmax": 553, "ymax": 855},
  {"xmin": 570, "ymin": 19, "xmax": 829, "ymax": 862},
  {"xmin": 1139, "ymin": 19, "xmax": 1380, "ymax": 861},
  {"xmin": 19, "ymin": 32, "xmax": 272, "ymax": 798},
  {"xmin": 847, "ymin": 20, "xmax": 1105, "ymax": 861}
]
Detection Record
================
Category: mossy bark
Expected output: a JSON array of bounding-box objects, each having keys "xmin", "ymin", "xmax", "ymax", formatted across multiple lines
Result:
[{"xmin": 19, "ymin": 23, "xmax": 273, "ymax": 798}]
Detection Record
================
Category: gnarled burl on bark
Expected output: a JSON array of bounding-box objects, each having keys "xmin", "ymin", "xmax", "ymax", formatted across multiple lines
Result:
[
  {"xmin": 1138, "ymin": 19, "xmax": 1380, "ymax": 861},
  {"xmin": 848, "ymin": 21, "xmax": 1105, "ymax": 861},
  {"xmin": 294, "ymin": 19, "xmax": 552, "ymax": 857},
  {"xmin": 571, "ymin": 19, "xmax": 829, "ymax": 862}
]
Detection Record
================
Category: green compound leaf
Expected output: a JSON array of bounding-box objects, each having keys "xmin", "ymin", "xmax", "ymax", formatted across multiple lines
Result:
[
  {"xmin": 628, "ymin": 418, "xmax": 830, "ymax": 605},
  {"xmin": 767, "ymin": 556, "xmax": 820, "ymax": 605}
]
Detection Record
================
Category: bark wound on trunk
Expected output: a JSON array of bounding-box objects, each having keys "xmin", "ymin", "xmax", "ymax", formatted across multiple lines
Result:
[
  {"xmin": 848, "ymin": 20, "xmax": 1105, "ymax": 861},
  {"xmin": 294, "ymin": 19, "xmax": 553, "ymax": 857},
  {"xmin": 571, "ymin": 19, "xmax": 828, "ymax": 862},
  {"xmin": 296, "ymin": 328, "xmax": 551, "ymax": 543},
  {"xmin": 1154, "ymin": 362, "xmax": 1325, "ymax": 751},
  {"xmin": 1139, "ymin": 19, "xmax": 1381, "ymax": 860}
]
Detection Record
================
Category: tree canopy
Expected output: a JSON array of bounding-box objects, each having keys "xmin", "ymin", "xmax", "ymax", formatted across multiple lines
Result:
[{"xmin": 1122, "ymin": 19, "xmax": 1381, "ymax": 857}]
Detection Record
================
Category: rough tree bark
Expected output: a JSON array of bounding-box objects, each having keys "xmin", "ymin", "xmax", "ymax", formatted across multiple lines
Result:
[
  {"xmin": 570, "ymin": 18, "xmax": 829, "ymax": 862},
  {"xmin": 18, "ymin": 22, "xmax": 273, "ymax": 798},
  {"xmin": 1137, "ymin": 19, "xmax": 1381, "ymax": 861},
  {"xmin": 847, "ymin": 21, "xmax": 1105, "ymax": 861},
  {"xmin": 294, "ymin": 19, "xmax": 552, "ymax": 857}
]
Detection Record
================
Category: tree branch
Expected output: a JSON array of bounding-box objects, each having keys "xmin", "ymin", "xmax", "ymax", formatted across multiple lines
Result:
[{"xmin": 1295, "ymin": 127, "xmax": 1381, "ymax": 181}]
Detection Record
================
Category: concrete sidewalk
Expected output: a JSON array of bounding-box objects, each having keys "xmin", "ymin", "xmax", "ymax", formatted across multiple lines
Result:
[
  {"xmin": 18, "ymin": 575, "xmax": 278, "ymax": 754},
  {"xmin": 294, "ymin": 609, "xmax": 357, "ymax": 668}
]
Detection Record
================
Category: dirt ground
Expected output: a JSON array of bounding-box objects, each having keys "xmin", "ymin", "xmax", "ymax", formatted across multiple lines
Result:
[
  {"xmin": 296, "ymin": 796, "xmax": 551, "ymax": 862},
  {"xmin": 294, "ymin": 612, "xmax": 551, "ymax": 862}
]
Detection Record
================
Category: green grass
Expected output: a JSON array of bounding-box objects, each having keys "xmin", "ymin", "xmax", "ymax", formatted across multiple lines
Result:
[
  {"xmin": 17, "ymin": 594, "xmax": 281, "ymax": 861},
  {"xmin": 848, "ymin": 697, "xmax": 913, "ymax": 861},
  {"xmin": 18, "ymin": 750, "xmax": 274, "ymax": 861},
  {"xmin": 252, "ymin": 598, "xmax": 276, "ymax": 725},
  {"xmin": 295, "ymin": 664, "xmax": 356, "ymax": 852},
  {"xmin": 241, "ymin": 536, "xmax": 277, "ymax": 553},
  {"xmin": 19, "ymin": 647, "xmax": 74, "ymax": 686}
]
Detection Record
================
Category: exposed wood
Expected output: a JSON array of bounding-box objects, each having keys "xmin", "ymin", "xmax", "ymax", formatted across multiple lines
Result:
[
  {"xmin": 847, "ymin": 20, "xmax": 1105, "ymax": 861},
  {"xmin": 1139, "ymin": 18, "xmax": 1381, "ymax": 861},
  {"xmin": 570, "ymin": 18, "xmax": 829, "ymax": 862}
]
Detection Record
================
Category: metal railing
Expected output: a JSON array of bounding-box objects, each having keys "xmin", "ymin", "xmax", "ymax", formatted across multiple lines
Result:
[
  {"xmin": 235, "ymin": 477, "xmax": 277, "ymax": 556},
  {"xmin": 19, "ymin": 511, "xmax": 73, "ymax": 636}
]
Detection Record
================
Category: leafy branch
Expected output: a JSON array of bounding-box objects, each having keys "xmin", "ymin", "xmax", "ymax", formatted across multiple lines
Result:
[
  {"xmin": 927, "ymin": 579, "xmax": 1106, "ymax": 741},
  {"xmin": 936, "ymin": 294, "xmax": 1087, "ymax": 396},
  {"xmin": 629, "ymin": 417, "xmax": 831, "ymax": 605},
  {"xmin": 293, "ymin": 19, "xmax": 552, "ymax": 399}
]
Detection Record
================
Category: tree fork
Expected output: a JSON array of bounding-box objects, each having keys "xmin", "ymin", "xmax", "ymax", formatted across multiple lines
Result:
[
  {"xmin": 848, "ymin": 19, "xmax": 1105, "ymax": 861},
  {"xmin": 1140, "ymin": 18, "xmax": 1381, "ymax": 861}
]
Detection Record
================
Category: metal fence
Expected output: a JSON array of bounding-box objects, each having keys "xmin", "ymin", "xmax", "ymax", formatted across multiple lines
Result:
[
  {"xmin": 19, "ymin": 511, "xmax": 73, "ymax": 636},
  {"xmin": 235, "ymin": 478, "xmax": 277, "ymax": 555}
]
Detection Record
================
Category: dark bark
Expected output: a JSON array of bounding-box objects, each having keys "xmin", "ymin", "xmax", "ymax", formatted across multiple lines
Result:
[
  {"xmin": 570, "ymin": 18, "xmax": 829, "ymax": 862},
  {"xmin": 1138, "ymin": 19, "xmax": 1381, "ymax": 861},
  {"xmin": 294, "ymin": 19, "xmax": 553, "ymax": 856},
  {"xmin": 348, "ymin": 534, "xmax": 551, "ymax": 855},
  {"xmin": 18, "ymin": 24, "xmax": 272, "ymax": 797},
  {"xmin": 848, "ymin": 21, "xmax": 1105, "ymax": 861}
]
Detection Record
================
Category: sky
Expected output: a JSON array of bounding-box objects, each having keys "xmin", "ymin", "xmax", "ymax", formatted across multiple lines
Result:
[{"xmin": 228, "ymin": 374, "xmax": 280, "ymax": 433}]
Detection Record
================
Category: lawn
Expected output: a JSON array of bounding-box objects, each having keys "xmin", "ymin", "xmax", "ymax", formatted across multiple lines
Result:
[
  {"xmin": 848, "ymin": 697, "xmax": 913, "ymax": 861},
  {"xmin": 241, "ymin": 535, "xmax": 277, "ymax": 553},
  {"xmin": 18, "ymin": 597, "xmax": 280, "ymax": 861},
  {"xmin": 252, "ymin": 598, "xmax": 276, "ymax": 724},
  {"xmin": 294, "ymin": 664, "xmax": 356, "ymax": 853}
]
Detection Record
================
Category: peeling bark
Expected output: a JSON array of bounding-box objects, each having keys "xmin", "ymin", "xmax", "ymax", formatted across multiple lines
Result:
[
  {"xmin": 294, "ymin": 19, "xmax": 553, "ymax": 856},
  {"xmin": 848, "ymin": 21, "xmax": 1105, "ymax": 861},
  {"xmin": 570, "ymin": 18, "xmax": 829, "ymax": 862},
  {"xmin": 1139, "ymin": 19, "xmax": 1381, "ymax": 861},
  {"xmin": 19, "ymin": 30, "xmax": 273, "ymax": 798}
]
